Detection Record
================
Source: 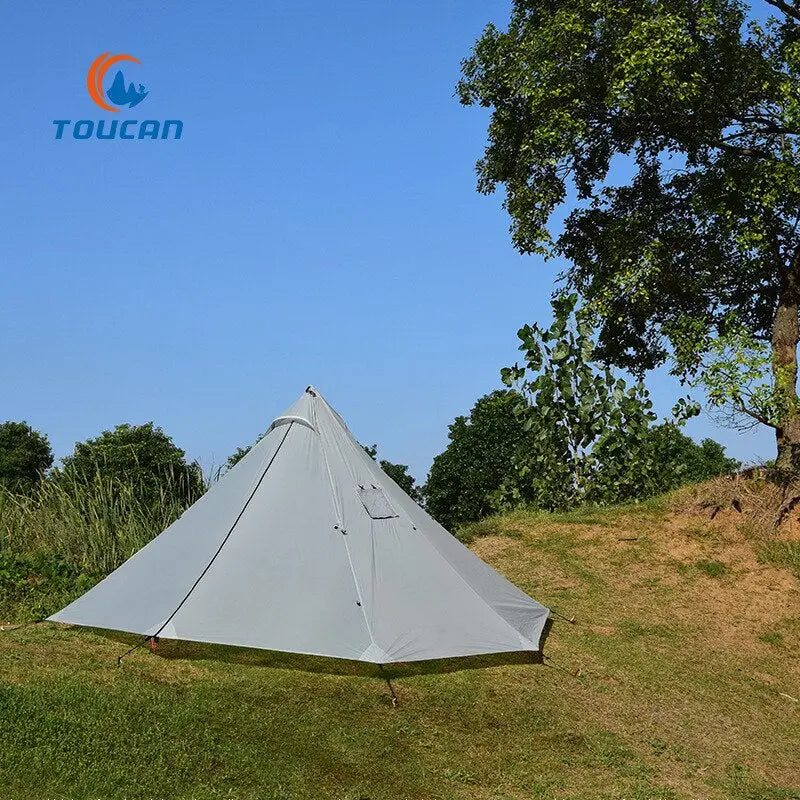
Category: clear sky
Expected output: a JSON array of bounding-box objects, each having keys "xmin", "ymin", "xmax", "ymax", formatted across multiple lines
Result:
[{"xmin": 0, "ymin": 0, "xmax": 772, "ymax": 481}]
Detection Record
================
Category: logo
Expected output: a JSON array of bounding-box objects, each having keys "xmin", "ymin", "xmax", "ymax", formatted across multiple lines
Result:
[
  {"xmin": 87, "ymin": 52, "xmax": 148, "ymax": 111},
  {"xmin": 53, "ymin": 52, "xmax": 183, "ymax": 141}
]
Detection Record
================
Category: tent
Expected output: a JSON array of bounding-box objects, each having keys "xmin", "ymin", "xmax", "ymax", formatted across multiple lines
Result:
[{"xmin": 49, "ymin": 387, "xmax": 550, "ymax": 663}]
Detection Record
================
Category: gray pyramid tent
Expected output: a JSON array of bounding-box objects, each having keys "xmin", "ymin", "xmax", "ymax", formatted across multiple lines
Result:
[{"xmin": 50, "ymin": 387, "xmax": 549, "ymax": 663}]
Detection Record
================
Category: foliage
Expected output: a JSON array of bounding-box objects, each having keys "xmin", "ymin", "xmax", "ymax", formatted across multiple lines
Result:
[
  {"xmin": 500, "ymin": 292, "xmax": 659, "ymax": 509},
  {"xmin": 362, "ymin": 443, "xmax": 378, "ymax": 460},
  {"xmin": 0, "ymin": 551, "xmax": 99, "ymax": 622},
  {"xmin": 0, "ymin": 473, "xmax": 193, "ymax": 583},
  {"xmin": 423, "ymin": 390, "xmax": 535, "ymax": 531},
  {"xmin": 226, "ymin": 431, "xmax": 266, "ymax": 470},
  {"xmin": 500, "ymin": 293, "xmax": 710, "ymax": 510},
  {"xmin": 58, "ymin": 422, "xmax": 202, "ymax": 509},
  {"xmin": 459, "ymin": 0, "xmax": 800, "ymax": 469},
  {"xmin": 378, "ymin": 461, "xmax": 421, "ymax": 501},
  {"xmin": 589, "ymin": 422, "xmax": 740, "ymax": 505},
  {"xmin": 0, "ymin": 421, "xmax": 53, "ymax": 493},
  {"xmin": 425, "ymin": 299, "xmax": 736, "ymax": 529},
  {"xmin": 656, "ymin": 427, "xmax": 741, "ymax": 485},
  {"xmin": 363, "ymin": 444, "xmax": 422, "ymax": 502},
  {"xmin": 692, "ymin": 323, "xmax": 800, "ymax": 436}
]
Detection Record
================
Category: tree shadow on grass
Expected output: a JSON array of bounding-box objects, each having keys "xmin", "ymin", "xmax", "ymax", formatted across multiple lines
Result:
[{"xmin": 92, "ymin": 617, "xmax": 553, "ymax": 680}]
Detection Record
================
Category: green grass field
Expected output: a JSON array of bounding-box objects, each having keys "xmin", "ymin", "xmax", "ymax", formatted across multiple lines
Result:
[{"xmin": 1, "ymin": 494, "xmax": 798, "ymax": 799}]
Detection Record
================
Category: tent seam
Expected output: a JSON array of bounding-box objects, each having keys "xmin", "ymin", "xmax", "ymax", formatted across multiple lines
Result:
[
  {"xmin": 313, "ymin": 394, "xmax": 377, "ymax": 654},
  {"xmin": 151, "ymin": 422, "xmax": 295, "ymax": 639}
]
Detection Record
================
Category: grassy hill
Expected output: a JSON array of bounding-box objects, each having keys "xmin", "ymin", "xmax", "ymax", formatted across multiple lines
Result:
[{"xmin": 0, "ymin": 483, "xmax": 798, "ymax": 799}]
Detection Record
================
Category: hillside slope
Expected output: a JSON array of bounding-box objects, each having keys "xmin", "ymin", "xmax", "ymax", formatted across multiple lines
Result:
[{"xmin": 0, "ymin": 486, "xmax": 798, "ymax": 799}]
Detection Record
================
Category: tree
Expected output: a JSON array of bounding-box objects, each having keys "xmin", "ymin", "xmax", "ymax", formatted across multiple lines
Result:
[
  {"xmin": 362, "ymin": 443, "xmax": 378, "ymax": 460},
  {"xmin": 58, "ymin": 423, "xmax": 202, "ymax": 508},
  {"xmin": 425, "ymin": 299, "xmax": 734, "ymax": 527},
  {"xmin": 362, "ymin": 444, "xmax": 422, "ymax": 502},
  {"xmin": 226, "ymin": 432, "xmax": 266, "ymax": 470},
  {"xmin": 653, "ymin": 426, "xmax": 741, "ymax": 486},
  {"xmin": 378, "ymin": 461, "xmax": 421, "ymax": 501},
  {"xmin": 501, "ymin": 293, "xmax": 702, "ymax": 509},
  {"xmin": 459, "ymin": 0, "xmax": 800, "ymax": 474},
  {"xmin": 423, "ymin": 391, "xmax": 531, "ymax": 530},
  {"xmin": 0, "ymin": 421, "xmax": 53, "ymax": 493},
  {"xmin": 590, "ymin": 423, "xmax": 740, "ymax": 503}
]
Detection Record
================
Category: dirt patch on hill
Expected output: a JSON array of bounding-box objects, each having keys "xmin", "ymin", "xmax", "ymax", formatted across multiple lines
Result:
[{"xmin": 469, "ymin": 487, "xmax": 800, "ymax": 794}]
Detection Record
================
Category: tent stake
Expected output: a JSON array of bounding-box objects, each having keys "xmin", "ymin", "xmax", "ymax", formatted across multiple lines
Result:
[
  {"xmin": 378, "ymin": 664, "xmax": 398, "ymax": 707},
  {"xmin": 116, "ymin": 636, "xmax": 151, "ymax": 666},
  {"xmin": 550, "ymin": 609, "xmax": 577, "ymax": 624},
  {"xmin": 543, "ymin": 654, "xmax": 582, "ymax": 678}
]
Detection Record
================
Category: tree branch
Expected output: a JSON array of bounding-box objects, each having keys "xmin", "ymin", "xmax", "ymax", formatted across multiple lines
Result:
[
  {"xmin": 734, "ymin": 399, "xmax": 776, "ymax": 428},
  {"xmin": 715, "ymin": 141, "xmax": 772, "ymax": 158},
  {"xmin": 763, "ymin": 0, "xmax": 800, "ymax": 23}
]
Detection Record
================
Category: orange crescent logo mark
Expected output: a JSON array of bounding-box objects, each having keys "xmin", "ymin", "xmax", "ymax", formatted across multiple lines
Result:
[{"xmin": 87, "ymin": 52, "xmax": 141, "ymax": 112}]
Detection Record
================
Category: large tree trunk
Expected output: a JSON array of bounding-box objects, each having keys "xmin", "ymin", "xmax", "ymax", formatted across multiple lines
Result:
[{"xmin": 772, "ymin": 256, "xmax": 800, "ymax": 475}]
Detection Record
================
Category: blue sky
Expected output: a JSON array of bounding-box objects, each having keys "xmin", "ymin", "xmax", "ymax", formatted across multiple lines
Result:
[{"xmin": 0, "ymin": 0, "xmax": 772, "ymax": 480}]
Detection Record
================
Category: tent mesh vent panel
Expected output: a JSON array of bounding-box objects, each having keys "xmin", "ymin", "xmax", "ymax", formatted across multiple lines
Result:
[{"xmin": 358, "ymin": 484, "xmax": 398, "ymax": 520}]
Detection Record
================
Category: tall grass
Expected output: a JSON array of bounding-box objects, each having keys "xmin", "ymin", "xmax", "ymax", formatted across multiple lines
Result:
[{"xmin": 0, "ymin": 472, "xmax": 201, "ymax": 576}]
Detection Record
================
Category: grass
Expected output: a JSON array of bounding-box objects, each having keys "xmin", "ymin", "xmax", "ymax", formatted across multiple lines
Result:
[
  {"xmin": 0, "ymin": 629, "xmax": 699, "ymax": 800},
  {"xmin": 760, "ymin": 630, "xmax": 785, "ymax": 648},
  {"xmin": 454, "ymin": 496, "xmax": 667, "ymax": 545},
  {"xmin": 1, "ymin": 487, "xmax": 799, "ymax": 799},
  {"xmin": 695, "ymin": 558, "xmax": 729, "ymax": 578},
  {"xmin": 759, "ymin": 541, "xmax": 800, "ymax": 579},
  {"xmin": 0, "ymin": 552, "xmax": 100, "ymax": 621},
  {"xmin": 0, "ymin": 476, "xmax": 191, "ymax": 622}
]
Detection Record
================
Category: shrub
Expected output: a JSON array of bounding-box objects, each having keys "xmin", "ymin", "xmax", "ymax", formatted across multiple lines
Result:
[
  {"xmin": 423, "ymin": 391, "xmax": 532, "ymax": 530},
  {"xmin": 57, "ymin": 422, "xmax": 202, "ymax": 509},
  {"xmin": 0, "ymin": 422, "xmax": 53, "ymax": 493},
  {"xmin": 425, "ymin": 296, "xmax": 739, "ymax": 530},
  {"xmin": 590, "ymin": 423, "xmax": 740, "ymax": 504},
  {"xmin": 0, "ymin": 551, "xmax": 101, "ymax": 622}
]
